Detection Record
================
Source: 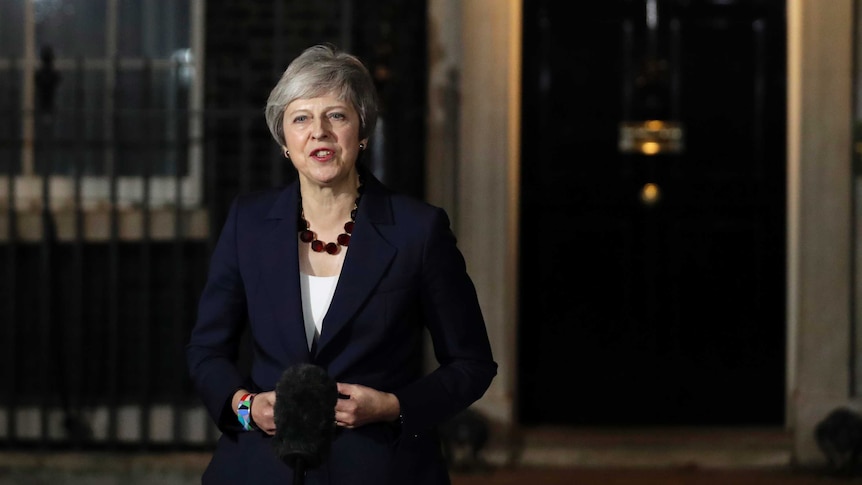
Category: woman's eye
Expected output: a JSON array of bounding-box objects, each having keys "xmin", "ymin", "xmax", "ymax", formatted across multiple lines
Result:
[
  {"xmin": 292, "ymin": 115, "xmax": 307, "ymax": 123},
  {"xmin": 329, "ymin": 112, "xmax": 345, "ymax": 120}
]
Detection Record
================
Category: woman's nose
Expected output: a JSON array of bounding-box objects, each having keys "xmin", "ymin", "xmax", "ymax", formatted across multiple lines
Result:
[{"xmin": 311, "ymin": 118, "xmax": 330, "ymax": 139}]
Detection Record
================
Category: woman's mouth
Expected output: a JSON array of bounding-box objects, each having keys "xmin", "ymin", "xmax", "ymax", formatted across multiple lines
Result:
[{"xmin": 311, "ymin": 149, "xmax": 334, "ymax": 161}]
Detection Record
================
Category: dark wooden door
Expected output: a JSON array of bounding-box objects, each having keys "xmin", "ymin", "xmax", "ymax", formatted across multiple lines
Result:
[{"xmin": 518, "ymin": 0, "xmax": 786, "ymax": 426}]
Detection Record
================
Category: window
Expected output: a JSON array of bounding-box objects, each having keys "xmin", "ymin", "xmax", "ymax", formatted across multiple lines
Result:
[{"xmin": 0, "ymin": 0, "xmax": 204, "ymax": 210}]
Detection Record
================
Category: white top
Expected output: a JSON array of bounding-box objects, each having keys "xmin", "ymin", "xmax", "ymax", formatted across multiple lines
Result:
[{"xmin": 299, "ymin": 272, "xmax": 340, "ymax": 350}]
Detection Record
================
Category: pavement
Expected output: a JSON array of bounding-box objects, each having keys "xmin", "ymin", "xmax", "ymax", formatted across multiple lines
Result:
[
  {"xmin": 1, "ymin": 427, "xmax": 858, "ymax": 485},
  {"xmin": 452, "ymin": 467, "xmax": 860, "ymax": 485},
  {"xmin": 449, "ymin": 426, "xmax": 859, "ymax": 485}
]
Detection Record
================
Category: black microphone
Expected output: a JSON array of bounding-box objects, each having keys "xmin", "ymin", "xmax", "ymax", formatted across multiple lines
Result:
[{"xmin": 272, "ymin": 363, "xmax": 338, "ymax": 484}]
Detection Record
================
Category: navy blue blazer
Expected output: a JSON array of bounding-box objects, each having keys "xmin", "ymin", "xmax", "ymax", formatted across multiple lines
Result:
[{"xmin": 186, "ymin": 172, "xmax": 497, "ymax": 484}]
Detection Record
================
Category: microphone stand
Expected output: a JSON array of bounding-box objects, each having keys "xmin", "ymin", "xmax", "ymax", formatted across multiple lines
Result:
[
  {"xmin": 293, "ymin": 457, "xmax": 306, "ymax": 485},
  {"xmin": 286, "ymin": 451, "xmax": 314, "ymax": 485}
]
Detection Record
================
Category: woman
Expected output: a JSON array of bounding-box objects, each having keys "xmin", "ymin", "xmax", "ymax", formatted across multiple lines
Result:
[{"xmin": 186, "ymin": 44, "xmax": 497, "ymax": 484}]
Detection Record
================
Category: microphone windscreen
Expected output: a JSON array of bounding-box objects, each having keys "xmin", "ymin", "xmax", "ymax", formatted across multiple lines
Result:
[{"xmin": 272, "ymin": 363, "xmax": 338, "ymax": 468}]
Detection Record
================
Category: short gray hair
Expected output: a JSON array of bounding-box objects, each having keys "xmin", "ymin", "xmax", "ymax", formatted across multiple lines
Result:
[{"xmin": 265, "ymin": 44, "xmax": 378, "ymax": 147}]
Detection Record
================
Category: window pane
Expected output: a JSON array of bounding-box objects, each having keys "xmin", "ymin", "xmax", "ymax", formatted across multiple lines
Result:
[
  {"xmin": 0, "ymin": 63, "xmax": 22, "ymax": 174},
  {"xmin": 35, "ymin": 0, "xmax": 107, "ymax": 58},
  {"xmin": 118, "ymin": 0, "xmax": 190, "ymax": 58},
  {"xmin": 34, "ymin": 66, "xmax": 105, "ymax": 175},
  {"xmin": 0, "ymin": 0, "xmax": 25, "ymax": 58},
  {"xmin": 115, "ymin": 66, "xmax": 189, "ymax": 176}
]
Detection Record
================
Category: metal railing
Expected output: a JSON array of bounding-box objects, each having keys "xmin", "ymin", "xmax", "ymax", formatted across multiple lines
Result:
[{"xmin": 0, "ymin": 59, "xmax": 285, "ymax": 450}]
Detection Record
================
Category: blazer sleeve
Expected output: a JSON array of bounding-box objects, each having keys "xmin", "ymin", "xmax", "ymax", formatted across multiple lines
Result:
[
  {"xmin": 186, "ymin": 197, "xmax": 248, "ymax": 432},
  {"xmin": 392, "ymin": 208, "xmax": 497, "ymax": 437}
]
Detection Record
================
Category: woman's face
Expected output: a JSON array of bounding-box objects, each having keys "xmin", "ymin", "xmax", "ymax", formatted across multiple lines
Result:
[{"xmin": 282, "ymin": 92, "xmax": 366, "ymax": 190}]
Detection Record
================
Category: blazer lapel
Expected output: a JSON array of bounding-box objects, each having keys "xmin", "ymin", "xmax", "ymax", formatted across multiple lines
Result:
[
  {"xmin": 260, "ymin": 182, "xmax": 312, "ymax": 362},
  {"xmin": 315, "ymin": 176, "xmax": 396, "ymax": 355}
]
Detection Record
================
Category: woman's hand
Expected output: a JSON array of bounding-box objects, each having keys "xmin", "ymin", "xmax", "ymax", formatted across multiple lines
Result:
[
  {"xmin": 251, "ymin": 391, "xmax": 277, "ymax": 435},
  {"xmin": 334, "ymin": 382, "xmax": 400, "ymax": 429},
  {"xmin": 232, "ymin": 389, "xmax": 277, "ymax": 435}
]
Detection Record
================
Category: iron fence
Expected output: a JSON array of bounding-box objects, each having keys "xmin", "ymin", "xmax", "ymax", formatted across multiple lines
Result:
[{"xmin": 0, "ymin": 58, "xmax": 286, "ymax": 451}]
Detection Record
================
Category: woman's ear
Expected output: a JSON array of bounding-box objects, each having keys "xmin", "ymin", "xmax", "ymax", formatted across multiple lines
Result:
[{"xmin": 359, "ymin": 139, "xmax": 369, "ymax": 150}]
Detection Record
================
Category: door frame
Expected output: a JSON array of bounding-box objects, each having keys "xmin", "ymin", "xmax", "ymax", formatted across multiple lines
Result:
[{"xmin": 425, "ymin": 0, "xmax": 853, "ymax": 466}]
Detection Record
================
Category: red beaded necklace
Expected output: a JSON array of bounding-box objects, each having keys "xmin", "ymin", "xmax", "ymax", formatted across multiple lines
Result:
[{"xmin": 297, "ymin": 185, "xmax": 362, "ymax": 255}]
